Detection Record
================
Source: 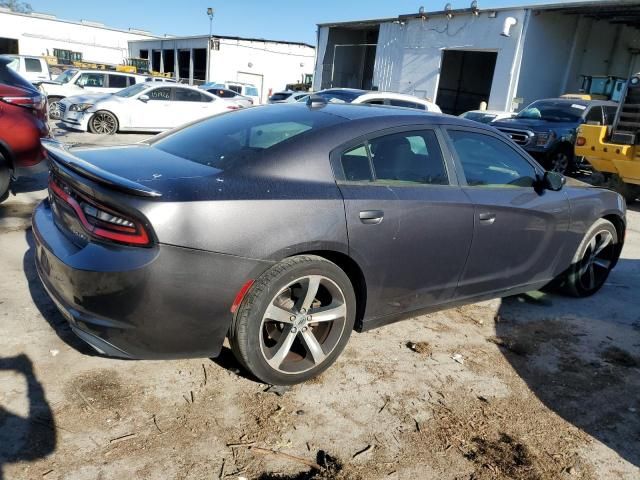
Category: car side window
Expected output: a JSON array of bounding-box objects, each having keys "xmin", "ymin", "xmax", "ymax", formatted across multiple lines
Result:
[
  {"xmin": 388, "ymin": 99, "xmax": 425, "ymax": 110},
  {"xmin": 76, "ymin": 73, "xmax": 105, "ymax": 88},
  {"xmin": 126, "ymin": 77, "xmax": 137, "ymax": 87},
  {"xmin": 174, "ymin": 88, "xmax": 209, "ymax": 102},
  {"xmin": 362, "ymin": 99, "xmax": 385, "ymax": 105},
  {"xmin": 585, "ymin": 106, "xmax": 604, "ymax": 125},
  {"xmin": 147, "ymin": 87, "xmax": 172, "ymax": 101},
  {"xmin": 448, "ymin": 130, "xmax": 537, "ymax": 188},
  {"xmin": 341, "ymin": 145, "xmax": 373, "ymax": 182},
  {"xmin": 25, "ymin": 58, "xmax": 42, "ymax": 72},
  {"xmin": 108, "ymin": 74, "xmax": 128, "ymax": 89}
]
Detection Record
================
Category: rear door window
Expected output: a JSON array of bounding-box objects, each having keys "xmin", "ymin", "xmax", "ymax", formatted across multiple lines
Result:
[
  {"xmin": 174, "ymin": 88, "xmax": 210, "ymax": 102},
  {"xmin": 25, "ymin": 58, "xmax": 42, "ymax": 72},
  {"xmin": 388, "ymin": 99, "xmax": 425, "ymax": 110},
  {"xmin": 341, "ymin": 145, "xmax": 372, "ymax": 181},
  {"xmin": 107, "ymin": 74, "xmax": 128, "ymax": 89}
]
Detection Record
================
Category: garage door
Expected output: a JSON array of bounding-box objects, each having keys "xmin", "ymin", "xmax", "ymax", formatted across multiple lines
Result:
[{"xmin": 237, "ymin": 71, "xmax": 264, "ymax": 102}]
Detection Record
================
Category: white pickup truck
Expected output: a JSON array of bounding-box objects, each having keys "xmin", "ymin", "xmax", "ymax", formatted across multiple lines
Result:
[
  {"xmin": 37, "ymin": 69, "xmax": 148, "ymax": 119},
  {"xmin": 1, "ymin": 54, "xmax": 51, "ymax": 83}
]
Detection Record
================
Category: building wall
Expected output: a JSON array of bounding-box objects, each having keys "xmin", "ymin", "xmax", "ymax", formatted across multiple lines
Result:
[
  {"xmin": 515, "ymin": 11, "xmax": 578, "ymax": 109},
  {"xmin": 0, "ymin": 9, "xmax": 155, "ymax": 65},
  {"xmin": 374, "ymin": 9, "xmax": 528, "ymax": 111},
  {"xmin": 129, "ymin": 38, "xmax": 315, "ymax": 102}
]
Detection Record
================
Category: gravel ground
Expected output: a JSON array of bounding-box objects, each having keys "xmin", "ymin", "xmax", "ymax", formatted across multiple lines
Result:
[{"xmin": 0, "ymin": 127, "xmax": 638, "ymax": 479}]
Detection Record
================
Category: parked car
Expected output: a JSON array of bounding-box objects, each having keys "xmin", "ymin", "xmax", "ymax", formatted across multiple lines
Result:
[
  {"xmin": 268, "ymin": 90, "xmax": 310, "ymax": 104},
  {"xmin": 311, "ymin": 89, "xmax": 441, "ymax": 113},
  {"xmin": 352, "ymin": 92, "xmax": 442, "ymax": 113},
  {"xmin": 1, "ymin": 54, "xmax": 51, "ymax": 83},
  {"xmin": 459, "ymin": 110, "xmax": 515, "ymax": 124},
  {"xmin": 145, "ymin": 77, "xmax": 177, "ymax": 83},
  {"xmin": 201, "ymin": 81, "xmax": 260, "ymax": 105},
  {"xmin": 36, "ymin": 69, "xmax": 147, "ymax": 120},
  {"xmin": 202, "ymin": 87, "xmax": 253, "ymax": 108},
  {"xmin": 59, "ymin": 82, "xmax": 237, "ymax": 134},
  {"xmin": 492, "ymin": 98, "xmax": 618, "ymax": 173},
  {"xmin": 34, "ymin": 101, "xmax": 625, "ymax": 385},
  {"xmin": 0, "ymin": 56, "xmax": 49, "ymax": 202}
]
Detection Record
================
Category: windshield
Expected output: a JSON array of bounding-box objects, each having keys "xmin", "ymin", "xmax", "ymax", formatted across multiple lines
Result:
[
  {"xmin": 516, "ymin": 101, "xmax": 586, "ymax": 122},
  {"xmin": 114, "ymin": 83, "xmax": 151, "ymax": 98},
  {"xmin": 54, "ymin": 69, "xmax": 78, "ymax": 84},
  {"xmin": 151, "ymin": 107, "xmax": 346, "ymax": 170},
  {"xmin": 3, "ymin": 56, "xmax": 19, "ymax": 71}
]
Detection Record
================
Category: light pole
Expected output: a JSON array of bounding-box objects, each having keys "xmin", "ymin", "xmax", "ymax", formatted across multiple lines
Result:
[{"xmin": 206, "ymin": 7, "xmax": 214, "ymax": 83}]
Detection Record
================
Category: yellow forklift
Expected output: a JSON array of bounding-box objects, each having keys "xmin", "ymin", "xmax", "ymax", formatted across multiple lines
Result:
[{"xmin": 575, "ymin": 74, "xmax": 640, "ymax": 201}]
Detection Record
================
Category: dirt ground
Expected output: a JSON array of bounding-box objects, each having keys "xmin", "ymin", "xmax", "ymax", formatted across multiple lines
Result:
[{"xmin": 0, "ymin": 127, "xmax": 638, "ymax": 480}]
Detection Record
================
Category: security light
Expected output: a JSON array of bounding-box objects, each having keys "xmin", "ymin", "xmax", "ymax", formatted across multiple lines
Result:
[{"xmin": 207, "ymin": 7, "xmax": 214, "ymax": 19}]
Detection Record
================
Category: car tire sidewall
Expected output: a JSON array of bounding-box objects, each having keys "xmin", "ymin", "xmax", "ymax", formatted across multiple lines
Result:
[
  {"xmin": 0, "ymin": 155, "xmax": 10, "ymax": 203},
  {"xmin": 231, "ymin": 255, "xmax": 356, "ymax": 385},
  {"xmin": 47, "ymin": 97, "xmax": 63, "ymax": 120},
  {"xmin": 89, "ymin": 111, "xmax": 119, "ymax": 135},
  {"xmin": 564, "ymin": 218, "xmax": 618, "ymax": 297}
]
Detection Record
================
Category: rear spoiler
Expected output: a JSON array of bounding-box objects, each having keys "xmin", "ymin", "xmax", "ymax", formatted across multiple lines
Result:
[{"xmin": 42, "ymin": 139, "xmax": 162, "ymax": 198}]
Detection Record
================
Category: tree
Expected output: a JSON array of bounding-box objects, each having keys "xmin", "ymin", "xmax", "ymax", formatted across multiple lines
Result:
[{"xmin": 0, "ymin": 0, "xmax": 33, "ymax": 13}]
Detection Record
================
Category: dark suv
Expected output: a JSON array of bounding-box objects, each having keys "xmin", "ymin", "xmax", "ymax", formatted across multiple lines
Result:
[
  {"xmin": 0, "ymin": 56, "xmax": 49, "ymax": 202},
  {"xmin": 492, "ymin": 98, "xmax": 617, "ymax": 174}
]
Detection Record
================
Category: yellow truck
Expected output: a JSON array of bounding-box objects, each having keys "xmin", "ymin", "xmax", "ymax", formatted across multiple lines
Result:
[{"xmin": 576, "ymin": 75, "xmax": 640, "ymax": 202}]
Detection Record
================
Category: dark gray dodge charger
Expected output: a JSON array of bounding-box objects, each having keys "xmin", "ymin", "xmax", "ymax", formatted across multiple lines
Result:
[{"xmin": 33, "ymin": 101, "xmax": 626, "ymax": 385}]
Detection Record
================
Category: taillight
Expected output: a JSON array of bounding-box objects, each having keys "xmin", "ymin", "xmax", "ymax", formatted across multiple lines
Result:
[
  {"xmin": 0, "ymin": 93, "xmax": 45, "ymax": 110},
  {"xmin": 49, "ymin": 177, "xmax": 151, "ymax": 246},
  {"xmin": 576, "ymin": 136, "xmax": 586, "ymax": 147}
]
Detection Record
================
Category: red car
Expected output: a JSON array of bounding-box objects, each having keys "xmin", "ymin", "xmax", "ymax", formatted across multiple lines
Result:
[{"xmin": 0, "ymin": 56, "xmax": 49, "ymax": 202}]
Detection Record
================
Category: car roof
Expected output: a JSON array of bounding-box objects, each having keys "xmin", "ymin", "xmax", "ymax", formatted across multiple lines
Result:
[
  {"xmin": 531, "ymin": 97, "xmax": 617, "ymax": 107},
  {"xmin": 355, "ymin": 91, "xmax": 435, "ymax": 104}
]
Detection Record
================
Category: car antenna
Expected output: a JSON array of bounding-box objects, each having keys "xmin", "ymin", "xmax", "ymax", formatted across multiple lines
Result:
[{"xmin": 306, "ymin": 94, "xmax": 327, "ymax": 109}]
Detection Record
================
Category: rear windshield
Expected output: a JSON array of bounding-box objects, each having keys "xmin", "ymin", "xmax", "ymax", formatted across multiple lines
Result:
[
  {"xmin": 151, "ymin": 106, "xmax": 345, "ymax": 169},
  {"xmin": 0, "ymin": 58, "xmax": 37, "ymax": 91}
]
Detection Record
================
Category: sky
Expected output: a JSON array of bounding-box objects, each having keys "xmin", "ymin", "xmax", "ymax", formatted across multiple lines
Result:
[{"xmin": 27, "ymin": 0, "xmax": 577, "ymax": 45}]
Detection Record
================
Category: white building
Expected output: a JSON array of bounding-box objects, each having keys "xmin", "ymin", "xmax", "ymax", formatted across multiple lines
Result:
[
  {"xmin": 128, "ymin": 35, "xmax": 316, "ymax": 103},
  {"xmin": 314, "ymin": 1, "xmax": 640, "ymax": 114},
  {"xmin": 0, "ymin": 7, "xmax": 157, "ymax": 65}
]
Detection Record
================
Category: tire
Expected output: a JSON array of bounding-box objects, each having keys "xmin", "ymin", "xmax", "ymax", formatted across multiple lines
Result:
[
  {"xmin": 609, "ymin": 174, "xmax": 640, "ymax": 203},
  {"xmin": 561, "ymin": 218, "xmax": 619, "ymax": 297},
  {"xmin": 47, "ymin": 96, "xmax": 64, "ymax": 120},
  {"xmin": 547, "ymin": 148, "xmax": 575, "ymax": 175},
  {"xmin": 0, "ymin": 153, "xmax": 10, "ymax": 204},
  {"xmin": 229, "ymin": 255, "xmax": 356, "ymax": 385},
  {"xmin": 88, "ymin": 111, "xmax": 119, "ymax": 135}
]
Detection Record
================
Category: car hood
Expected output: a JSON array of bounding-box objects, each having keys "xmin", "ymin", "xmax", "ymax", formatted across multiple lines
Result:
[
  {"xmin": 492, "ymin": 118, "xmax": 578, "ymax": 131},
  {"xmin": 62, "ymin": 92, "xmax": 113, "ymax": 104}
]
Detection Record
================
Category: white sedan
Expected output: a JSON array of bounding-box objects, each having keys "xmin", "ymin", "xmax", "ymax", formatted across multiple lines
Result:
[{"xmin": 59, "ymin": 83, "xmax": 239, "ymax": 134}]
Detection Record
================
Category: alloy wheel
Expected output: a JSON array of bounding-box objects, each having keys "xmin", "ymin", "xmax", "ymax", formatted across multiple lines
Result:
[
  {"xmin": 576, "ymin": 229, "xmax": 615, "ymax": 292},
  {"xmin": 91, "ymin": 112, "xmax": 117, "ymax": 134},
  {"xmin": 259, "ymin": 275, "xmax": 347, "ymax": 375},
  {"xmin": 48, "ymin": 101, "xmax": 62, "ymax": 120},
  {"xmin": 550, "ymin": 152, "xmax": 569, "ymax": 174}
]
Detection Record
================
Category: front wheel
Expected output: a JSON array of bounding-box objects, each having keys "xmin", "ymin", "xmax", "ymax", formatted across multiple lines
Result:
[
  {"xmin": 88, "ymin": 111, "xmax": 119, "ymax": 135},
  {"xmin": 547, "ymin": 150, "xmax": 575, "ymax": 175},
  {"xmin": 229, "ymin": 255, "xmax": 356, "ymax": 385},
  {"xmin": 561, "ymin": 218, "xmax": 620, "ymax": 297},
  {"xmin": 47, "ymin": 96, "xmax": 64, "ymax": 120}
]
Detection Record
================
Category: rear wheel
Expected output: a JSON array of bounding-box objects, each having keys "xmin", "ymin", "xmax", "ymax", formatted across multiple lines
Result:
[
  {"xmin": 561, "ymin": 218, "xmax": 619, "ymax": 297},
  {"xmin": 89, "ymin": 111, "xmax": 119, "ymax": 135},
  {"xmin": 229, "ymin": 255, "xmax": 356, "ymax": 385},
  {"xmin": 0, "ymin": 153, "xmax": 10, "ymax": 204},
  {"xmin": 47, "ymin": 96, "xmax": 64, "ymax": 120}
]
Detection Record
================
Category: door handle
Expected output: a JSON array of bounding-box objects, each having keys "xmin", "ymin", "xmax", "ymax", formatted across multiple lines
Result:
[
  {"xmin": 359, "ymin": 210, "xmax": 384, "ymax": 225},
  {"xmin": 478, "ymin": 212, "xmax": 496, "ymax": 225}
]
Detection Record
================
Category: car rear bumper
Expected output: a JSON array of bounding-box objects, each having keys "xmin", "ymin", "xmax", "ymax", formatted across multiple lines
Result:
[{"xmin": 32, "ymin": 199, "xmax": 272, "ymax": 359}]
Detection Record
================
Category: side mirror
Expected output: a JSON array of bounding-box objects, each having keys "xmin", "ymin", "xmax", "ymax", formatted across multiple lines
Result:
[
  {"xmin": 542, "ymin": 171, "xmax": 566, "ymax": 191},
  {"xmin": 138, "ymin": 94, "xmax": 149, "ymax": 102}
]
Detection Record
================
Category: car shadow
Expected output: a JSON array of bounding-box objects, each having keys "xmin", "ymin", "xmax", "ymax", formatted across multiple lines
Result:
[
  {"xmin": 10, "ymin": 172, "xmax": 48, "ymax": 196},
  {"xmin": 0, "ymin": 354, "xmax": 56, "ymax": 480},
  {"xmin": 495, "ymin": 258, "xmax": 640, "ymax": 468},
  {"xmin": 23, "ymin": 229, "xmax": 95, "ymax": 356}
]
